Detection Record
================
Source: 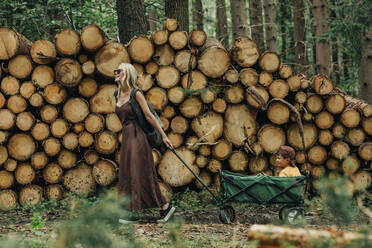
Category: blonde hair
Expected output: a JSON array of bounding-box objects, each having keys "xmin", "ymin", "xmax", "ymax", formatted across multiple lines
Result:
[{"xmin": 118, "ymin": 63, "xmax": 138, "ymax": 90}]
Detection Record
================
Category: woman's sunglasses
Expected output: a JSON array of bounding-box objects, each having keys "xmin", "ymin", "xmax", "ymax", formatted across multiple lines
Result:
[{"xmin": 114, "ymin": 69, "xmax": 123, "ymax": 75}]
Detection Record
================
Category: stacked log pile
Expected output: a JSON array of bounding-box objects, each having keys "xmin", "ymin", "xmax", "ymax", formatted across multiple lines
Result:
[{"xmin": 0, "ymin": 19, "xmax": 371, "ymax": 210}]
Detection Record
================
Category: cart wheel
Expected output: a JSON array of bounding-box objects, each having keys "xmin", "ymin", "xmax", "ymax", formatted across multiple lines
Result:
[
  {"xmin": 219, "ymin": 206, "xmax": 235, "ymax": 224},
  {"xmin": 285, "ymin": 207, "xmax": 304, "ymax": 225},
  {"xmin": 279, "ymin": 206, "xmax": 290, "ymax": 220}
]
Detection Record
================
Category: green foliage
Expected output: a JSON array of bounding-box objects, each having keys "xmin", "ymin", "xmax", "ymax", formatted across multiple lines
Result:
[
  {"xmin": 171, "ymin": 188, "xmax": 215, "ymax": 211},
  {"xmin": 30, "ymin": 212, "xmax": 47, "ymax": 231}
]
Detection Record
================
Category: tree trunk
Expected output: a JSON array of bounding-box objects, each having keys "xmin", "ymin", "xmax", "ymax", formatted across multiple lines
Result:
[
  {"xmin": 249, "ymin": 0, "xmax": 265, "ymax": 51},
  {"xmin": 360, "ymin": 24, "xmax": 372, "ymax": 104},
  {"xmin": 148, "ymin": 9, "xmax": 157, "ymax": 32},
  {"xmin": 263, "ymin": 0, "xmax": 277, "ymax": 52},
  {"xmin": 116, "ymin": 0, "xmax": 148, "ymax": 44},
  {"xmin": 230, "ymin": 0, "xmax": 249, "ymax": 40},
  {"xmin": 216, "ymin": 0, "xmax": 229, "ymax": 48},
  {"xmin": 293, "ymin": 0, "xmax": 307, "ymax": 73},
  {"xmin": 193, "ymin": 0, "xmax": 203, "ymax": 30},
  {"xmin": 165, "ymin": 0, "xmax": 189, "ymax": 32},
  {"xmin": 312, "ymin": 0, "xmax": 331, "ymax": 75}
]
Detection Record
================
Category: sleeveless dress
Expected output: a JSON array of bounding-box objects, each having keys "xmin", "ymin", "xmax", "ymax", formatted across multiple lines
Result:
[{"xmin": 115, "ymin": 101, "xmax": 167, "ymax": 211}]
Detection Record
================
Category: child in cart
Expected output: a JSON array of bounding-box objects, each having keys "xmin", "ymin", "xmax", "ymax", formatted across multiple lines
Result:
[{"xmin": 275, "ymin": 145, "xmax": 301, "ymax": 177}]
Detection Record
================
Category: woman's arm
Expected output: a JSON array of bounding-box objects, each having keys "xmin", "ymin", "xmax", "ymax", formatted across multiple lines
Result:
[{"xmin": 135, "ymin": 91, "xmax": 173, "ymax": 148}]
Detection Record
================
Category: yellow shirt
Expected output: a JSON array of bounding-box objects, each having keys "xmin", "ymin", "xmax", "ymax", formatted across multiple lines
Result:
[{"xmin": 279, "ymin": 166, "xmax": 301, "ymax": 177}]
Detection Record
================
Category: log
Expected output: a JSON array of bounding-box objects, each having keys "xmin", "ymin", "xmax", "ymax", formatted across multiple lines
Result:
[
  {"xmin": 185, "ymin": 136, "xmax": 200, "ymax": 151},
  {"xmin": 287, "ymin": 75, "xmax": 301, "ymax": 91},
  {"xmin": 73, "ymin": 123, "xmax": 84, "ymax": 134},
  {"xmin": 16, "ymin": 112, "xmax": 34, "ymax": 131},
  {"xmin": 90, "ymin": 84, "xmax": 116, "ymax": 114},
  {"xmin": 259, "ymin": 52, "xmax": 280, "ymax": 72},
  {"xmin": 230, "ymin": 37, "xmax": 259, "ymax": 67},
  {"xmin": 207, "ymin": 159, "xmax": 223, "ymax": 173},
  {"xmin": 307, "ymin": 145, "xmax": 327, "ymax": 165},
  {"xmin": 190, "ymin": 30, "xmax": 207, "ymax": 47},
  {"xmin": 224, "ymin": 105, "xmax": 257, "ymax": 146},
  {"xmin": 30, "ymin": 40, "xmax": 56, "ymax": 64},
  {"xmin": 0, "ymin": 145, "xmax": 8, "ymax": 165},
  {"xmin": 19, "ymin": 81, "xmax": 35, "ymax": 99},
  {"xmin": 137, "ymin": 73, "xmax": 154, "ymax": 92},
  {"xmin": 295, "ymin": 151, "xmax": 307, "ymax": 164},
  {"xmin": 267, "ymin": 102, "xmax": 290, "ymax": 125},
  {"xmin": 133, "ymin": 63, "xmax": 144, "ymax": 74},
  {"xmin": 7, "ymin": 95, "xmax": 27, "ymax": 114},
  {"xmin": 168, "ymin": 86, "xmax": 185, "ymax": 104},
  {"xmin": 313, "ymin": 74, "xmax": 333, "ymax": 95},
  {"xmin": 165, "ymin": 18, "xmax": 178, "ymax": 31},
  {"xmin": 43, "ymin": 137, "xmax": 61, "ymax": 156},
  {"xmin": 201, "ymin": 88, "xmax": 217, "ymax": 104},
  {"xmin": 40, "ymin": 105, "xmax": 58, "ymax": 123},
  {"xmin": 239, "ymin": 68, "xmax": 258, "ymax": 87},
  {"xmin": 84, "ymin": 150, "xmax": 99, "ymax": 165},
  {"xmin": 0, "ymin": 131, "xmax": 9, "ymax": 145},
  {"xmin": 63, "ymin": 163, "xmax": 96, "ymax": 196},
  {"xmin": 225, "ymin": 85, "xmax": 244, "ymax": 104},
  {"xmin": 15, "ymin": 162, "xmax": 35, "ymax": 184},
  {"xmin": 94, "ymin": 42, "xmax": 130, "ymax": 78},
  {"xmin": 63, "ymin": 98, "xmax": 89, "ymax": 123},
  {"xmin": 169, "ymin": 31, "xmax": 188, "ymax": 50},
  {"xmin": 158, "ymin": 147, "xmax": 199, "ymax": 187},
  {"xmin": 153, "ymin": 44, "xmax": 174, "ymax": 66},
  {"xmin": 158, "ymin": 181, "xmax": 173, "ymax": 203},
  {"xmin": 95, "ymin": 130, "xmax": 117, "ymax": 154},
  {"xmin": 79, "ymin": 78, "xmax": 98, "ymax": 98},
  {"xmin": 152, "ymin": 30, "xmax": 168, "ymax": 46},
  {"xmin": 196, "ymin": 155, "xmax": 209, "ymax": 168},
  {"xmin": 58, "ymin": 150, "xmax": 77, "ymax": 169},
  {"xmin": 55, "ymin": 58, "xmax": 83, "ymax": 87},
  {"xmin": 287, "ymin": 123, "xmax": 317, "ymax": 150},
  {"xmin": 0, "ymin": 189, "xmax": 17, "ymax": 211},
  {"xmin": 194, "ymin": 170, "xmax": 212, "ymax": 189},
  {"xmin": 19, "ymin": 185, "xmax": 43, "ymax": 206},
  {"xmin": 258, "ymin": 125, "xmax": 286, "ymax": 153},
  {"xmin": 145, "ymin": 61, "xmax": 159, "ymax": 75},
  {"xmin": 246, "ymin": 86, "xmax": 269, "ymax": 109},
  {"xmin": 331, "ymin": 140, "xmax": 350, "ymax": 160},
  {"xmin": 80, "ymin": 24, "xmax": 105, "ymax": 53},
  {"xmin": 29, "ymin": 93, "xmax": 44, "ymax": 107},
  {"xmin": 44, "ymin": 83, "xmax": 67, "ymax": 105},
  {"xmin": 192, "ymin": 111, "xmax": 224, "ymax": 143},
  {"xmin": 362, "ymin": 117, "xmax": 372, "ymax": 135},
  {"xmin": 180, "ymin": 97, "xmax": 202, "ymax": 118},
  {"xmin": 31, "ymin": 122, "xmax": 50, "ymax": 141},
  {"xmin": 315, "ymin": 111, "xmax": 334, "ymax": 129},
  {"xmin": 8, "ymin": 133, "xmax": 35, "ymax": 160},
  {"xmin": 82, "ymin": 60, "xmax": 95, "ymax": 76},
  {"xmin": 181, "ymin": 70, "xmax": 207, "ymax": 91},
  {"xmin": 198, "ymin": 38, "xmax": 230, "ymax": 78},
  {"xmin": 55, "ymin": 29, "xmax": 81, "ymax": 56},
  {"xmin": 160, "ymin": 116, "xmax": 169, "ymax": 132},
  {"xmin": 162, "ymin": 105, "xmax": 176, "ymax": 119},
  {"xmin": 174, "ymin": 50, "xmax": 197, "ymax": 73},
  {"xmin": 295, "ymin": 91, "xmax": 307, "ymax": 104},
  {"xmin": 43, "ymin": 163, "xmax": 63, "ymax": 184},
  {"xmin": 305, "ymin": 94, "xmax": 323, "ymax": 114},
  {"xmin": 259, "ymin": 71, "xmax": 273, "ymax": 87},
  {"xmin": 105, "ymin": 113, "xmax": 122, "ymax": 133},
  {"xmin": 128, "ymin": 36, "xmax": 154, "ymax": 64},
  {"xmin": 31, "ymin": 152, "xmax": 48, "ymax": 170},
  {"xmin": 279, "ymin": 65, "xmax": 293, "ymax": 79},
  {"xmin": 249, "ymin": 156, "xmax": 268, "ymax": 174},
  {"xmin": 326, "ymin": 94, "xmax": 345, "ymax": 114},
  {"xmin": 168, "ymin": 132, "xmax": 183, "ymax": 148},
  {"xmin": 78, "ymin": 54, "xmax": 88, "ymax": 63},
  {"xmin": 311, "ymin": 166, "xmax": 326, "ymax": 179},
  {"xmin": 352, "ymin": 171, "xmax": 371, "ymax": 191},
  {"xmin": 224, "ymin": 68, "xmax": 239, "ymax": 84},
  {"xmin": 212, "ymin": 139, "xmax": 232, "ymax": 160},
  {"xmin": 332, "ymin": 122, "xmax": 346, "ymax": 138},
  {"xmin": 31, "ymin": 65, "xmax": 54, "ymax": 88},
  {"xmin": 0, "ymin": 170, "xmax": 14, "ymax": 189},
  {"xmin": 0, "ymin": 109, "xmax": 15, "ymax": 130},
  {"xmin": 199, "ymin": 145, "xmax": 211, "ymax": 156},
  {"xmin": 346, "ymin": 128, "xmax": 366, "ymax": 147},
  {"xmin": 318, "ymin": 130, "xmax": 334, "ymax": 146},
  {"xmin": 8, "ymin": 55, "xmax": 33, "ymax": 79},
  {"xmin": 152, "ymin": 149, "xmax": 161, "ymax": 166},
  {"xmin": 1, "ymin": 75, "xmax": 19, "ymax": 95},
  {"xmin": 326, "ymin": 158, "xmax": 339, "ymax": 170},
  {"xmin": 79, "ymin": 131, "xmax": 94, "ymax": 148},
  {"xmin": 269, "ymin": 79, "xmax": 289, "ymax": 98},
  {"xmin": 146, "ymin": 87, "xmax": 168, "ymax": 111},
  {"xmin": 51, "ymin": 119, "xmax": 69, "ymax": 138},
  {"xmin": 84, "ymin": 113, "xmax": 104, "ymax": 134},
  {"xmin": 171, "ymin": 116, "xmax": 189, "ymax": 134},
  {"xmin": 92, "ymin": 159, "xmax": 117, "ymax": 186},
  {"xmin": 341, "ymin": 155, "xmax": 360, "ymax": 176},
  {"xmin": 229, "ymin": 151, "xmax": 249, "ymax": 172},
  {"xmin": 45, "ymin": 184, "xmax": 64, "ymax": 201},
  {"xmin": 341, "ymin": 108, "xmax": 360, "ymax": 128},
  {"xmin": 0, "ymin": 92, "xmax": 5, "ymax": 108},
  {"xmin": 212, "ymin": 98, "xmax": 227, "ymax": 113},
  {"xmin": 0, "ymin": 27, "xmax": 31, "ymax": 60},
  {"xmin": 156, "ymin": 65, "xmax": 180, "ymax": 88},
  {"xmin": 358, "ymin": 142, "xmax": 372, "ymax": 161}
]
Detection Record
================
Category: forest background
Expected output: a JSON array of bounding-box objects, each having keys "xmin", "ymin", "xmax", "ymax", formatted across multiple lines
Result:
[{"xmin": 0, "ymin": 0, "xmax": 371, "ymax": 103}]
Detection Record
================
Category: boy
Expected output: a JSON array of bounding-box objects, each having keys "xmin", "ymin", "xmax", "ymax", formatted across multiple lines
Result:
[{"xmin": 276, "ymin": 145, "xmax": 301, "ymax": 177}]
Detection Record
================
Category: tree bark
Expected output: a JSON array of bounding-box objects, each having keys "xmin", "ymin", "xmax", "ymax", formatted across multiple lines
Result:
[
  {"xmin": 360, "ymin": 24, "xmax": 372, "ymax": 104},
  {"xmin": 193, "ymin": 0, "xmax": 203, "ymax": 30},
  {"xmin": 216, "ymin": 0, "xmax": 229, "ymax": 48},
  {"xmin": 148, "ymin": 9, "xmax": 157, "ymax": 32},
  {"xmin": 293, "ymin": 0, "xmax": 307, "ymax": 73},
  {"xmin": 230, "ymin": 0, "xmax": 249, "ymax": 40},
  {"xmin": 116, "ymin": 0, "xmax": 148, "ymax": 44},
  {"xmin": 249, "ymin": 0, "xmax": 265, "ymax": 51},
  {"xmin": 263, "ymin": 0, "xmax": 277, "ymax": 52},
  {"xmin": 312, "ymin": 0, "xmax": 331, "ymax": 75},
  {"xmin": 165, "ymin": 0, "xmax": 189, "ymax": 32}
]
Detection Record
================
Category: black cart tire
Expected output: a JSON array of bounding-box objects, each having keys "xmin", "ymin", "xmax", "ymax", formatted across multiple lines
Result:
[
  {"xmin": 285, "ymin": 207, "xmax": 304, "ymax": 225},
  {"xmin": 219, "ymin": 206, "xmax": 235, "ymax": 224}
]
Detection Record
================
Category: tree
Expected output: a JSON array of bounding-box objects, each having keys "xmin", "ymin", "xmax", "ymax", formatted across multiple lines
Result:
[
  {"xmin": 230, "ymin": 0, "xmax": 249, "ymax": 40},
  {"xmin": 249, "ymin": 0, "xmax": 265, "ymax": 51},
  {"xmin": 165, "ymin": 0, "xmax": 189, "ymax": 31},
  {"xmin": 293, "ymin": 0, "xmax": 307, "ymax": 73},
  {"xmin": 148, "ymin": 9, "xmax": 158, "ymax": 31},
  {"xmin": 116, "ymin": 0, "xmax": 148, "ymax": 43},
  {"xmin": 216, "ymin": 0, "xmax": 229, "ymax": 48},
  {"xmin": 193, "ymin": 0, "xmax": 203, "ymax": 30},
  {"xmin": 360, "ymin": 24, "xmax": 372, "ymax": 103},
  {"xmin": 263, "ymin": 0, "xmax": 277, "ymax": 52},
  {"xmin": 312, "ymin": 0, "xmax": 331, "ymax": 75}
]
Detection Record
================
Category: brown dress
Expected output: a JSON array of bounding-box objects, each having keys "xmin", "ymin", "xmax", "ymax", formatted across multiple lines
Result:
[{"xmin": 115, "ymin": 101, "xmax": 167, "ymax": 211}]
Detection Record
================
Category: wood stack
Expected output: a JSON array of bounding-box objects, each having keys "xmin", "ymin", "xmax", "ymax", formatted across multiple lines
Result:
[{"xmin": 0, "ymin": 20, "xmax": 371, "ymax": 210}]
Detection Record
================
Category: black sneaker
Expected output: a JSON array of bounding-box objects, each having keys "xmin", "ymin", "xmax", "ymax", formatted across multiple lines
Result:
[{"xmin": 157, "ymin": 204, "xmax": 176, "ymax": 223}]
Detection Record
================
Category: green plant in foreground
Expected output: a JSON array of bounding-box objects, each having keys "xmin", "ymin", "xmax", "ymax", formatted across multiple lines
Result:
[{"xmin": 30, "ymin": 212, "xmax": 47, "ymax": 233}]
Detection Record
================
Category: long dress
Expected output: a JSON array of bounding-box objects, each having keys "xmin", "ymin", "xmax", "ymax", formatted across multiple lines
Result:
[{"xmin": 115, "ymin": 101, "xmax": 167, "ymax": 211}]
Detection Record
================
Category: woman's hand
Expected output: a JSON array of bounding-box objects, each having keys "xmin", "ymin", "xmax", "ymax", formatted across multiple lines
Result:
[{"xmin": 162, "ymin": 135, "xmax": 173, "ymax": 148}]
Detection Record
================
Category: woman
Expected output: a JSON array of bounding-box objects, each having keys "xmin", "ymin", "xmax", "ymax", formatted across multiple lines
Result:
[{"xmin": 114, "ymin": 63, "xmax": 175, "ymax": 223}]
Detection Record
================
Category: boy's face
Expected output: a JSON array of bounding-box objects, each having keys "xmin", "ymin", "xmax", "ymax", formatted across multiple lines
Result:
[{"xmin": 276, "ymin": 154, "xmax": 291, "ymax": 168}]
